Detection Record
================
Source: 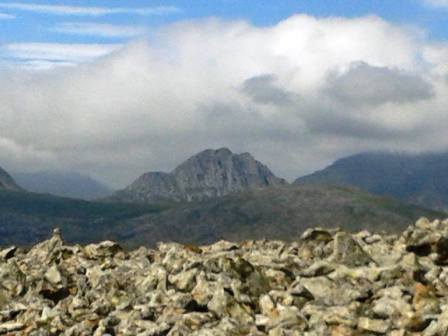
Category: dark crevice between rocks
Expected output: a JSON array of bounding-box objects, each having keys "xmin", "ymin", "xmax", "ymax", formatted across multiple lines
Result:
[
  {"xmin": 152, "ymin": 328, "xmax": 171, "ymax": 336},
  {"xmin": 355, "ymin": 289, "xmax": 374, "ymax": 304},
  {"xmin": 40, "ymin": 287, "xmax": 70, "ymax": 304},
  {"xmin": 184, "ymin": 299, "xmax": 209, "ymax": 313},
  {"xmin": 413, "ymin": 269, "xmax": 428, "ymax": 284},
  {"xmin": 407, "ymin": 317, "xmax": 433, "ymax": 333},
  {"xmin": 406, "ymin": 244, "xmax": 431, "ymax": 256},
  {"xmin": 257, "ymin": 325, "xmax": 267, "ymax": 333},
  {"xmin": 105, "ymin": 327, "xmax": 116, "ymax": 336},
  {"xmin": 435, "ymin": 238, "xmax": 448, "ymax": 265}
]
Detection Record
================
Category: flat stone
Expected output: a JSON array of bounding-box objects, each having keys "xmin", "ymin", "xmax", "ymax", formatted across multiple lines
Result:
[
  {"xmin": 0, "ymin": 322, "xmax": 24, "ymax": 334},
  {"xmin": 358, "ymin": 317, "xmax": 389, "ymax": 333}
]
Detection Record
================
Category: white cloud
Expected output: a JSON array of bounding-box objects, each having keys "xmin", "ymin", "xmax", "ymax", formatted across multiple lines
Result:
[
  {"xmin": 423, "ymin": 0, "xmax": 448, "ymax": 8},
  {"xmin": 0, "ymin": 3, "xmax": 179, "ymax": 16},
  {"xmin": 2, "ymin": 43, "xmax": 122, "ymax": 66},
  {"xmin": 0, "ymin": 12, "xmax": 15, "ymax": 19},
  {"xmin": 0, "ymin": 15, "xmax": 446, "ymax": 187},
  {"xmin": 0, "ymin": 137, "xmax": 56, "ymax": 173},
  {"xmin": 52, "ymin": 22, "xmax": 147, "ymax": 38}
]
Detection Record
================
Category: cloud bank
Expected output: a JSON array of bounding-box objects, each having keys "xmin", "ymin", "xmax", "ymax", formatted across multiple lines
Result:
[{"xmin": 0, "ymin": 15, "xmax": 447, "ymax": 187}]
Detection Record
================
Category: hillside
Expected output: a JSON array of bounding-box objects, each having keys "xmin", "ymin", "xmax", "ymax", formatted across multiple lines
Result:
[
  {"xmin": 13, "ymin": 170, "xmax": 113, "ymax": 200},
  {"xmin": 0, "ymin": 185, "xmax": 442, "ymax": 248},
  {"xmin": 109, "ymin": 148, "xmax": 286, "ymax": 203},
  {"xmin": 0, "ymin": 190, "xmax": 168, "ymax": 247},
  {"xmin": 0, "ymin": 166, "xmax": 22, "ymax": 191},
  {"xmin": 295, "ymin": 151, "xmax": 448, "ymax": 211},
  {"xmin": 113, "ymin": 184, "xmax": 443, "ymax": 248}
]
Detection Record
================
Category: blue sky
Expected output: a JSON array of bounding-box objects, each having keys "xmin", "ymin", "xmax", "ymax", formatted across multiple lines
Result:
[
  {"xmin": 1, "ymin": 0, "xmax": 447, "ymax": 69},
  {"xmin": 1, "ymin": 1, "xmax": 447, "ymax": 45}
]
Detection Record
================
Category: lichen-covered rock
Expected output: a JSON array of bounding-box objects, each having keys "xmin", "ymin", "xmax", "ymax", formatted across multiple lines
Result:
[
  {"xmin": 328, "ymin": 232, "xmax": 373, "ymax": 267},
  {"xmin": 358, "ymin": 317, "xmax": 390, "ymax": 333},
  {"xmin": 2, "ymin": 218, "xmax": 448, "ymax": 334}
]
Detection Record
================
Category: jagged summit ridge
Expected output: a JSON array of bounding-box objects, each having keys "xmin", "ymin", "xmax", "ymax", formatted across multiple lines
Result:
[
  {"xmin": 111, "ymin": 148, "xmax": 287, "ymax": 203},
  {"xmin": 0, "ymin": 166, "xmax": 21, "ymax": 191}
]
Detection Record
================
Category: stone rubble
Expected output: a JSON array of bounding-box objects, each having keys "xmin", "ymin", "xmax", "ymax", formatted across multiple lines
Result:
[{"xmin": 2, "ymin": 219, "xmax": 448, "ymax": 334}]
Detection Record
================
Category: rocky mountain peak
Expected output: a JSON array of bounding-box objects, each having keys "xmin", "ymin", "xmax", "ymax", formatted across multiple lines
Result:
[
  {"xmin": 111, "ymin": 148, "xmax": 287, "ymax": 203},
  {"xmin": 0, "ymin": 166, "xmax": 21, "ymax": 191}
]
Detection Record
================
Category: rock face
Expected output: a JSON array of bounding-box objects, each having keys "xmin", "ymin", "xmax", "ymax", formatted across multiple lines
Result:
[
  {"xmin": 0, "ymin": 166, "xmax": 21, "ymax": 191},
  {"xmin": 3, "ymin": 218, "xmax": 448, "ymax": 334},
  {"xmin": 111, "ymin": 148, "xmax": 286, "ymax": 203}
]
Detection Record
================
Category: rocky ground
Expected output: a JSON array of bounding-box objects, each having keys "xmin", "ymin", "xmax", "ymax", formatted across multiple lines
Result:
[{"xmin": 2, "ymin": 219, "xmax": 448, "ymax": 335}]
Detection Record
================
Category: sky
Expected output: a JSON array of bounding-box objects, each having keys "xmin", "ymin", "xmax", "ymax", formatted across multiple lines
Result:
[{"xmin": 0, "ymin": 1, "xmax": 448, "ymax": 188}]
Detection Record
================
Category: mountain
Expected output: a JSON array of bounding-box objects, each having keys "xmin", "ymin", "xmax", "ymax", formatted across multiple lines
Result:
[
  {"xmin": 295, "ymin": 151, "xmax": 448, "ymax": 211},
  {"xmin": 0, "ymin": 184, "xmax": 442, "ymax": 248},
  {"xmin": 13, "ymin": 171, "xmax": 113, "ymax": 200},
  {"xmin": 109, "ymin": 148, "xmax": 287, "ymax": 203},
  {"xmin": 0, "ymin": 166, "xmax": 22, "ymax": 191},
  {"xmin": 113, "ymin": 184, "xmax": 443, "ymax": 248}
]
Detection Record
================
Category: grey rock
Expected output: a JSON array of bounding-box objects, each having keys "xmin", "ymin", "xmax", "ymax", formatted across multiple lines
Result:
[
  {"xmin": 2, "ymin": 218, "xmax": 448, "ymax": 335},
  {"xmin": 328, "ymin": 232, "xmax": 372, "ymax": 267},
  {"xmin": 300, "ymin": 276, "xmax": 363, "ymax": 306},
  {"xmin": 358, "ymin": 317, "xmax": 389, "ymax": 333},
  {"xmin": 110, "ymin": 148, "xmax": 286, "ymax": 203}
]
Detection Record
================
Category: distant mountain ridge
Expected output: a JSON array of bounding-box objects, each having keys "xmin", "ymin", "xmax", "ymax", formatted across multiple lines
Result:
[
  {"xmin": 0, "ymin": 166, "xmax": 22, "ymax": 191},
  {"xmin": 13, "ymin": 171, "xmax": 113, "ymax": 200},
  {"xmin": 295, "ymin": 151, "xmax": 448, "ymax": 211},
  {"xmin": 0, "ymin": 151, "xmax": 445, "ymax": 247},
  {"xmin": 109, "ymin": 148, "xmax": 287, "ymax": 203}
]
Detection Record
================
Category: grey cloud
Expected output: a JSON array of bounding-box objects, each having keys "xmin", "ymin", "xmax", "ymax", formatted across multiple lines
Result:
[
  {"xmin": 241, "ymin": 74, "xmax": 295, "ymax": 105},
  {"xmin": 305, "ymin": 110, "xmax": 417, "ymax": 141},
  {"xmin": 325, "ymin": 62, "xmax": 434, "ymax": 107}
]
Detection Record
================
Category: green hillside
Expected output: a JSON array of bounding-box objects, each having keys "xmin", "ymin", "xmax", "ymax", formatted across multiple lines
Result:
[
  {"xmin": 0, "ymin": 190, "xmax": 169, "ymax": 246},
  {"xmin": 0, "ymin": 185, "xmax": 443, "ymax": 248},
  {"xmin": 114, "ymin": 185, "xmax": 444, "ymax": 248}
]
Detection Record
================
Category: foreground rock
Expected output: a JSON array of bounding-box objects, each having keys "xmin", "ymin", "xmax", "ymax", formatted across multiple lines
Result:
[{"xmin": 3, "ymin": 219, "xmax": 448, "ymax": 334}]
